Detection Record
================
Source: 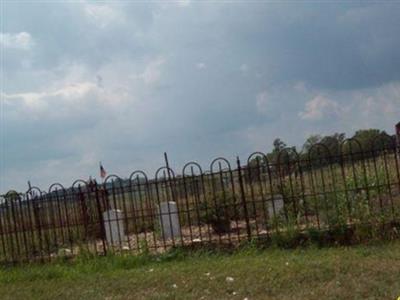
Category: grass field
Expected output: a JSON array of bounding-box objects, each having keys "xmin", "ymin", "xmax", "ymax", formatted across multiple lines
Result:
[{"xmin": 1, "ymin": 241, "xmax": 400, "ymax": 300}]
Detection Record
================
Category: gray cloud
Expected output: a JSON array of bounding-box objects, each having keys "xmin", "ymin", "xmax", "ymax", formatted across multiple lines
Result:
[{"xmin": 1, "ymin": 2, "xmax": 400, "ymax": 193}]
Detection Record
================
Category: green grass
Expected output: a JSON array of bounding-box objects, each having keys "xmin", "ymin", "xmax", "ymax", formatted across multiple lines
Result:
[{"xmin": 1, "ymin": 241, "xmax": 400, "ymax": 300}]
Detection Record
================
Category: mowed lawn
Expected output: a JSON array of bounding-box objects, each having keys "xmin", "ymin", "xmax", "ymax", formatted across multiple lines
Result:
[{"xmin": 1, "ymin": 242, "xmax": 400, "ymax": 300}]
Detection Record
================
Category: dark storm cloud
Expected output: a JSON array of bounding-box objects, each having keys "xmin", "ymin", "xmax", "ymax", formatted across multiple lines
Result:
[{"xmin": 1, "ymin": 1, "xmax": 399, "ymax": 192}]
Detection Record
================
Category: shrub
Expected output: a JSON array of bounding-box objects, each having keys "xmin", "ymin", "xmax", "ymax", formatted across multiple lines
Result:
[{"xmin": 198, "ymin": 192, "xmax": 241, "ymax": 234}]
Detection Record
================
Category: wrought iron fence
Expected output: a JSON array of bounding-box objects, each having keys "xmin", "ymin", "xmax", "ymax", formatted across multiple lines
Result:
[{"xmin": 1, "ymin": 137, "xmax": 400, "ymax": 263}]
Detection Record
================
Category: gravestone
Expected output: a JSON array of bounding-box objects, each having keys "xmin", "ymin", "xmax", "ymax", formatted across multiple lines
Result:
[
  {"xmin": 158, "ymin": 201, "xmax": 181, "ymax": 239},
  {"xmin": 267, "ymin": 194, "xmax": 284, "ymax": 218},
  {"xmin": 103, "ymin": 209, "xmax": 125, "ymax": 246}
]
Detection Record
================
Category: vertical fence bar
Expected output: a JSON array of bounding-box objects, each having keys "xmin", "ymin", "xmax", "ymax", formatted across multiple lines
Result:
[
  {"xmin": 94, "ymin": 181, "xmax": 107, "ymax": 255},
  {"xmin": 62, "ymin": 188, "xmax": 73, "ymax": 255},
  {"xmin": 236, "ymin": 157, "xmax": 252, "ymax": 241},
  {"xmin": 130, "ymin": 171, "xmax": 152, "ymax": 253},
  {"xmin": 209, "ymin": 167, "xmax": 223, "ymax": 245},
  {"xmin": 32, "ymin": 192, "xmax": 44, "ymax": 263}
]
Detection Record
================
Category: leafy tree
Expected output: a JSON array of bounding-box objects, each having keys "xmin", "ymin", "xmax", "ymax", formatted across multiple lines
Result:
[
  {"xmin": 350, "ymin": 129, "xmax": 390, "ymax": 153},
  {"xmin": 3, "ymin": 191, "xmax": 20, "ymax": 206},
  {"xmin": 246, "ymin": 127, "xmax": 393, "ymax": 175},
  {"xmin": 301, "ymin": 133, "xmax": 345, "ymax": 163},
  {"xmin": 302, "ymin": 135, "xmax": 322, "ymax": 153},
  {"xmin": 266, "ymin": 138, "xmax": 298, "ymax": 177},
  {"xmin": 267, "ymin": 138, "xmax": 288, "ymax": 163},
  {"xmin": 320, "ymin": 132, "xmax": 346, "ymax": 157}
]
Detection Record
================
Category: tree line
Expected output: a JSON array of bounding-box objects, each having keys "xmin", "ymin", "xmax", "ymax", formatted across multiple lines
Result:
[{"xmin": 248, "ymin": 128, "xmax": 396, "ymax": 170}]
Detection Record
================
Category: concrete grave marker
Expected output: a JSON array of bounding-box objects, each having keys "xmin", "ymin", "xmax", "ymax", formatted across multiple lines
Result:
[
  {"xmin": 267, "ymin": 194, "xmax": 285, "ymax": 218},
  {"xmin": 103, "ymin": 209, "xmax": 126, "ymax": 246},
  {"xmin": 158, "ymin": 201, "xmax": 181, "ymax": 239}
]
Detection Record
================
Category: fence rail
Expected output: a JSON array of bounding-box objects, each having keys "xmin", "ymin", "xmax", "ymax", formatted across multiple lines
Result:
[{"xmin": 1, "ymin": 137, "xmax": 400, "ymax": 263}]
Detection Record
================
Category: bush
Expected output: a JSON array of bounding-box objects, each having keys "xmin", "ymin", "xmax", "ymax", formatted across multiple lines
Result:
[{"xmin": 198, "ymin": 192, "xmax": 240, "ymax": 234}]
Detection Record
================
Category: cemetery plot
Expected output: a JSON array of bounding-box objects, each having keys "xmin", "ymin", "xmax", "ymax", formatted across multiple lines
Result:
[{"xmin": 0, "ymin": 142, "xmax": 399, "ymax": 263}]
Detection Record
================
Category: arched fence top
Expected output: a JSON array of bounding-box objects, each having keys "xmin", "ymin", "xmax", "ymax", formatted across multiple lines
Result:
[
  {"xmin": 72, "ymin": 179, "xmax": 88, "ymax": 189},
  {"xmin": 129, "ymin": 170, "xmax": 149, "ymax": 182},
  {"xmin": 26, "ymin": 186, "xmax": 45, "ymax": 201},
  {"xmin": 340, "ymin": 138, "xmax": 363, "ymax": 154},
  {"xmin": 182, "ymin": 162, "xmax": 203, "ymax": 177},
  {"xmin": 276, "ymin": 147, "xmax": 300, "ymax": 164},
  {"xmin": 210, "ymin": 157, "xmax": 231, "ymax": 173},
  {"xmin": 307, "ymin": 143, "xmax": 332, "ymax": 161},
  {"xmin": 155, "ymin": 166, "xmax": 176, "ymax": 181},
  {"xmin": 247, "ymin": 152, "xmax": 269, "ymax": 165},
  {"xmin": 1, "ymin": 190, "xmax": 23, "ymax": 205},
  {"xmin": 4, "ymin": 190, "xmax": 22, "ymax": 197},
  {"xmin": 104, "ymin": 174, "xmax": 123, "ymax": 184},
  {"xmin": 48, "ymin": 183, "xmax": 66, "ymax": 193}
]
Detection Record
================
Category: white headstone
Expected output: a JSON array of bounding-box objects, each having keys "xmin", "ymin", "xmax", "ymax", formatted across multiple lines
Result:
[
  {"xmin": 267, "ymin": 194, "xmax": 284, "ymax": 218},
  {"xmin": 158, "ymin": 201, "xmax": 181, "ymax": 239},
  {"xmin": 103, "ymin": 209, "xmax": 126, "ymax": 246}
]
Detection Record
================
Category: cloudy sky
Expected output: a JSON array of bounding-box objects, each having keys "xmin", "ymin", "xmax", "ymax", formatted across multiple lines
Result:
[{"xmin": 1, "ymin": 1, "xmax": 400, "ymax": 193}]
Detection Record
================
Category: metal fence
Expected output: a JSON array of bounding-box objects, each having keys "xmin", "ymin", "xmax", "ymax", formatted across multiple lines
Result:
[{"xmin": 1, "ymin": 137, "xmax": 400, "ymax": 263}]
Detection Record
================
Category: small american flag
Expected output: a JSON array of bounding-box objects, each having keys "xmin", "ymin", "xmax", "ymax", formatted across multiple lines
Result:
[{"xmin": 100, "ymin": 162, "xmax": 107, "ymax": 179}]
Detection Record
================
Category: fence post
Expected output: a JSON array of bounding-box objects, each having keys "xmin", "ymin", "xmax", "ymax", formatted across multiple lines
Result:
[
  {"xmin": 236, "ymin": 157, "xmax": 252, "ymax": 241},
  {"xmin": 93, "ymin": 181, "xmax": 107, "ymax": 255}
]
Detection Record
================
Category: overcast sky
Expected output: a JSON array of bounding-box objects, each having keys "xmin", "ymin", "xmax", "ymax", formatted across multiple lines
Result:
[{"xmin": 1, "ymin": 1, "xmax": 400, "ymax": 193}]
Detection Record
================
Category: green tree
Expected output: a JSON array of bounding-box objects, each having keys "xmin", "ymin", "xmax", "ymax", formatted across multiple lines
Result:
[
  {"xmin": 320, "ymin": 132, "xmax": 346, "ymax": 157},
  {"xmin": 302, "ymin": 135, "xmax": 322, "ymax": 153},
  {"xmin": 267, "ymin": 138, "xmax": 287, "ymax": 163},
  {"xmin": 350, "ymin": 129, "xmax": 390, "ymax": 153},
  {"xmin": 301, "ymin": 133, "xmax": 345, "ymax": 163}
]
